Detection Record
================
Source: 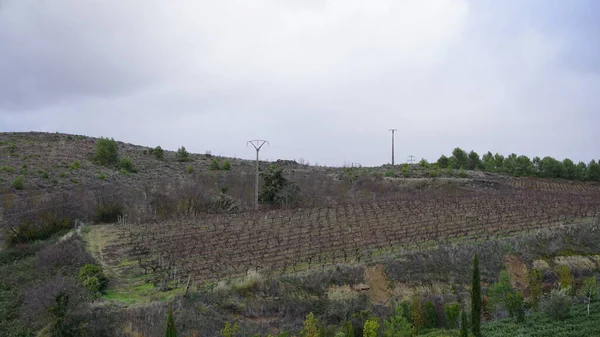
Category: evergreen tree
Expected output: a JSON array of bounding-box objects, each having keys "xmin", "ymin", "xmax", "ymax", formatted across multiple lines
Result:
[
  {"xmin": 165, "ymin": 307, "xmax": 177, "ymax": 337},
  {"xmin": 460, "ymin": 310, "xmax": 469, "ymax": 337},
  {"xmin": 471, "ymin": 254, "xmax": 482, "ymax": 337}
]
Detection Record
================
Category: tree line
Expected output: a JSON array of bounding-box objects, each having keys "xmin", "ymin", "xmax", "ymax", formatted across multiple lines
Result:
[{"xmin": 434, "ymin": 148, "xmax": 600, "ymax": 181}]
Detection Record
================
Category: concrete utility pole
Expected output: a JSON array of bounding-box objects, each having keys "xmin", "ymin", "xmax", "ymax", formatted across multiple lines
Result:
[
  {"xmin": 407, "ymin": 155, "xmax": 416, "ymax": 164},
  {"xmin": 389, "ymin": 129, "xmax": 397, "ymax": 165},
  {"xmin": 247, "ymin": 140, "xmax": 268, "ymax": 210}
]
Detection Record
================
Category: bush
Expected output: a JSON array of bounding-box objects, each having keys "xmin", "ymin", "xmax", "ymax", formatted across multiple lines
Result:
[
  {"xmin": 95, "ymin": 201, "xmax": 124, "ymax": 223},
  {"xmin": 93, "ymin": 137, "xmax": 119, "ymax": 166},
  {"xmin": 384, "ymin": 170, "xmax": 394, "ymax": 177},
  {"xmin": 301, "ymin": 313, "xmax": 319, "ymax": 337},
  {"xmin": 119, "ymin": 158, "xmax": 138, "ymax": 173},
  {"xmin": 70, "ymin": 160, "xmax": 80, "ymax": 170},
  {"xmin": 7, "ymin": 218, "xmax": 72, "ymax": 245},
  {"xmin": 444, "ymin": 303, "xmax": 460, "ymax": 329},
  {"xmin": 176, "ymin": 146, "xmax": 191, "ymax": 162},
  {"xmin": 384, "ymin": 306, "xmax": 412, "ymax": 337},
  {"xmin": 221, "ymin": 322, "xmax": 239, "ymax": 337},
  {"xmin": 98, "ymin": 173, "xmax": 106, "ymax": 180},
  {"xmin": 505, "ymin": 291, "xmax": 525, "ymax": 322},
  {"xmin": 210, "ymin": 159, "xmax": 221, "ymax": 171},
  {"xmin": 557, "ymin": 266, "xmax": 574, "ymax": 290},
  {"xmin": 528, "ymin": 269, "xmax": 543, "ymax": 309},
  {"xmin": 363, "ymin": 318, "xmax": 379, "ymax": 337},
  {"xmin": 186, "ymin": 165, "xmax": 195, "ymax": 174},
  {"xmin": 542, "ymin": 288, "xmax": 572, "ymax": 320},
  {"xmin": 12, "ymin": 176, "xmax": 24, "ymax": 190},
  {"xmin": 153, "ymin": 146, "xmax": 164, "ymax": 160},
  {"xmin": 423, "ymin": 300, "xmax": 437, "ymax": 328},
  {"xmin": 222, "ymin": 160, "xmax": 232, "ymax": 171},
  {"xmin": 79, "ymin": 264, "xmax": 108, "ymax": 294}
]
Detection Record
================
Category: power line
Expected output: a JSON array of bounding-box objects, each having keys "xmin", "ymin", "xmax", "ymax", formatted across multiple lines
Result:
[
  {"xmin": 389, "ymin": 129, "xmax": 397, "ymax": 166},
  {"xmin": 247, "ymin": 140, "xmax": 268, "ymax": 210},
  {"xmin": 407, "ymin": 155, "xmax": 416, "ymax": 164}
]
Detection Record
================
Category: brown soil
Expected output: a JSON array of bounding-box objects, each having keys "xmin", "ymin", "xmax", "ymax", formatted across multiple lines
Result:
[
  {"xmin": 364, "ymin": 264, "xmax": 391, "ymax": 305},
  {"xmin": 503, "ymin": 254, "xmax": 528, "ymax": 290}
]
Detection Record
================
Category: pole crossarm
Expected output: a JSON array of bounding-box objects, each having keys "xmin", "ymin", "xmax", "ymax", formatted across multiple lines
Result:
[{"xmin": 247, "ymin": 140, "xmax": 269, "ymax": 210}]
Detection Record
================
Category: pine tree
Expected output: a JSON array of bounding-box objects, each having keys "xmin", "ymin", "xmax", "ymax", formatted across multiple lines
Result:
[
  {"xmin": 165, "ymin": 307, "xmax": 177, "ymax": 337},
  {"xmin": 460, "ymin": 310, "xmax": 469, "ymax": 337},
  {"xmin": 471, "ymin": 254, "xmax": 482, "ymax": 337}
]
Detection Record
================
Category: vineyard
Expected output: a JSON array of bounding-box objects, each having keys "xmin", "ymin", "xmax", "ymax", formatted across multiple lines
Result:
[{"xmin": 119, "ymin": 190, "xmax": 600, "ymax": 285}]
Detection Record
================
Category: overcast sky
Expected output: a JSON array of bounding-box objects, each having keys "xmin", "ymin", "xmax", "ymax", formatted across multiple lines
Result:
[{"xmin": 1, "ymin": 0, "xmax": 598, "ymax": 166}]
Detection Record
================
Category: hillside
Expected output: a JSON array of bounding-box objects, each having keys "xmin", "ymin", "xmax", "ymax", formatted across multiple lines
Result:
[{"xmin": 2, "ymin": 132, "xmax": 600, "ymax": 337}]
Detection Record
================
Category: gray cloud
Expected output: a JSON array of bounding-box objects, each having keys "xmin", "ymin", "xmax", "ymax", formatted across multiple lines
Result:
[{"xmin": 1, "ymin": 0, "xmax": 598, "ymax": 166}]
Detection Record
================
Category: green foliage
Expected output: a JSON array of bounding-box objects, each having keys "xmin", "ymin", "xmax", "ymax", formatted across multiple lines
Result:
[
  {"xmin": 505, "ymin": 291, "xmax": 525, "ymax": 322},
  {"xmin": 259, "ymin": 165, "xmax": 300, "ymax": 205},
  {"xmin": 222, "ymin": 160, "xmax": 232, "ymax": 171},
  {"xmin": 402, "ymin": 166, "xmax": 410, "ymax": 177},
  {"xmin": 471, "ymin": 254, "xmax": 482, "ymax": 337},
  {"xmin": 79, "ymin": 264, "xmax": 108, "ymax": 294},
  {"xmin": 12, "ymin": 176, "xmax": 24, "ymax": 190},
  {"xmin": 444, "ymin": 303, "xmax": 461, "ymax": 329},
  {"xmin": 437, "ymin": 155, "xmax": 450, "ymax": 169},
  {"xmin": 556, "ymin": 266, "xmax": 573, "ymax": 290},
  {"xmin": 384, "ymin": 170, "xmax": 394, "ymax": 178},
  {"xmin": 176, "ymin": 146, "xmax": 191, "ymax": 162},
  {"xmin": 186, "ymin": 165, "xmax": 195, "ymax": 174},
  {"xmin": 460, "ymin": 310, "xmax": 468, "ymax": 337},
  {"xmin": 95, "ymin": 201, "xmax": 124, "ymax": 223},
  {"xmin": 468, "ymin": 150, "xmax": 481, "ymax": 170},
  {"xmin": 210, "ymin": 159, "xmax": 221, "ymax": 171},
  {"xmin": 94, "ymin": 137, "xmax": 119, "ymax": 166},
  {"xmin": 419, "ymin": 159, "xmax": 429, "ymax": 168},
  {"xmin": 0, "ymin": 166, "xmax": 14, "ymax": 173},
  {"xmin": 362, "ymin": 318, "xmax": 379, "ymax": 337},
  {"xmin": 582, "ymin": 276, "xmax": 598, "ymax": 301},
  {"xmin": 458, "ymin": 169, "xmax": 468, "ymax": 178},
  {"xmin": 165, "ymin": 307, "xmax": 177, "ymax": 337},
  {"xmin": 384, "ymin": 305, "xmax": 412, "ymax": 337},
  {"xmin": 42, "ymin": 172, "xmax": 49, "ymax": 179},
  {"xmin": 221, "ymin": 322, "xmax": 240, "ymax": 337},
  {"xmin": 411, "ymin": 294, "xmax": 424, "ymax": 334},
  {"xmin": 98, "ymin": 173, "xmax": 107, "ymax": 180},
  {"xmin": 48, "ymin": 292, "xmax": 82, "ymax": 337},
  {"xmin": 7, "ymin": 217, "xmax": 71, "ymax": 245},
  {"xmin": 542, "ymin": 288, "xmax": 572, "ymax": 321},
  {"xmin": 153, "ymin": 146, "xmax": 165, "ymax": 160},
  {"xmin": 70, "ymin": 160, "xmax": 81, "ymax": 170},
  {"xmin": 527, "ymin": 269, "xmax": 543, "ymax": 309},
  {"xmin": 424, "ymin": 300, "xmax": 437, "ymax": 328},
  {"xmin": 487, "ymin": 270, "xmax": 512, "ymax": 310},
  {"xmin": 119, "ymin": 158, "xmax": 138, "ymax": 173},
  {"xmin": 8, "ymin": 142, "xmax": 16, "ymax": 154},
  {"xmin": 451, "ymin": 148, "xmax": 469, "ymax": 169},
  {"xmin": 301, "ymin": 313, "xmax": 319, "ymax": 337}
]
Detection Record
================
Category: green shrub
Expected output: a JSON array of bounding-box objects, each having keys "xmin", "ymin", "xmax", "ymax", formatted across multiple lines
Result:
[
  {"xmin": 176, "ymin": 146, "xmax": 191, "ymax": 162},
  {"xmin": 93, "ymin": 137, "xmax": 119, "ymax": 166},
  {"xmin": 542, "ymin": 288, "xmax": 572, "ymax": 320},
  {"xmin": 95, "ymin": 201, "xmax": 124, "ymax": 223},
  {"xmin": 165, "ymin": 308, "xmax": 178, "ymax": 337},
  {"xmin": 528, "ymin": 269, "xmax": 543, "ymax": 309},
  {"xmin": 210, "ymin": 159, "xmax": 220, "ymax": 171},
  {"xmin": 221, "ymin": 322, "xmax": 239, "ymax": 337},
  {"xmin": 59, "ymin": 172, "xmax": 67, "ymax": 178},
  {"xmin": 1, "ymin": 166, "xmax": 14, "ymax": 173},
  {"xmin": 301, "ymin": 313, "xmax": 319, "ymax": 337},
  {"xmin": 6, "ymin": 217, "xmax": 72, "ymax": 245},
  {"xmin": 423, "ymin": 300, "xmax": 437, "ymax": 328},
  {"xmin": 186, "ymin": 165, "xmax": 195, "ymax": 174},
  {"xmin": 153, "ymin": 146, "xmax": 164, "ymax": 160},
  {"xmin": 557, "ymin": 266, "xmax": 574, "ymax": 290},
  {"xmin": 98, "ymin": 173, "xmax": 106, "ymax": 180},
  {"xmin": 70, "ymin": 178, "xmax": 78, "ymax": 184},
  {"xmin": 79, "ymin": 264, "xmax": 108, "ymax": 294},
  {"xmin": 12, "ymin": 176, "xmax": 24, "ymax": 190},
  {"xmin": 419, "ymin": 159, "xmax": 429, "ymax": 168},
  {"xmin": 384, "ymin": 170, "xmax": 394, "ymax": 177},
  {"xmin": 222, "ymin": 160, "xmax": 232, "ymax": 171},
  {"xmin": 8, "ymin": 142, "xmax": 15, "ymax": 154},
  {"xmin": 20, "ymin": 168, "xmax": 27, "ymax": 175},
  {"xmin": 42, "ymin": 172, "xmax": 49, "ymax": 179},
  {"xmin": 363, "ymin": 318, "xmax": 379, "ymax": 337},
  {"xmin": 402, "ymin": 166, "xmax": 410, "ymax": 178},
  {"xmin": 505, "ymin": 291, "xmax": 525, "ymax": 322},
  {"xmin": 119, "ymin": 158, "xmax": 138, "ymax": 173},
  {"xmin": 487, "ymin": 270, "xmax": 512, "ymax": 311},
  {"xmin": 70, "ymin": 160, "xmax": 80, "ymax": 170},
  {"xmin": 458, "ymin": 169, "xmax": 468, "ymax": 178},
  {"xmin": 444, "ymin": 303, "xmax": 461, "ymax": 329},
  {"xmin": 384, "ymin": 305, "xmax": 412, "ymax": 337}
]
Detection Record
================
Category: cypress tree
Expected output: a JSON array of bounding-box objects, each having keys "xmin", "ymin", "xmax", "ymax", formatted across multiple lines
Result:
[
  {"xmin": 165, "ymin": 307, "xmax": 177, "ymax": 337},
  {"xmin": 460, "ymin": 310, "xmax": 469, "ymax": 337},
  {"xmin": 471, "ymin": 254, "xmax": 482, "ymax": 337}
]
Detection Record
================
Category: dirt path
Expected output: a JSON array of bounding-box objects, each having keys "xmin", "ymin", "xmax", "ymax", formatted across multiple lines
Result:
[{"xmin": 364, "ymin": 264, "xmax": 391, "ymax": 305}]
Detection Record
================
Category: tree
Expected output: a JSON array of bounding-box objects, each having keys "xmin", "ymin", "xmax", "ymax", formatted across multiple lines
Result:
[
  {"xmin": 527, "ymin": 269, "xmax": 543, "ymax": 310},
  {"xmin": 444, "ymin": 303, "xmax": 460, "ymax": 329},
  {"xmin": 505, "ymin": 291, "xmax": 525, "ymax": 322},
  {"xmin": 423, "ymin": 300, "xmax": 437, "ymax": 328},
  {"xmin": 411, "ymin": 294, "xmax": 424, "ymax": 334},
  {"xmin": 176, "ymin": 146, "xmax": 191, "ymax": 162},
  {"xmin": 259, "ymin": 164, "xmax": 300, "ymax": 205},
  {"xmin": 502, "ymin": 153, "xmax": 517, "ymax": 175},
  {"xmin": 460, "ymin": 310, "xmax": 468, "ymax": 337},
  {"xmin": 582, "ymin": 276, "xmax": 598, "ymax": 316},
  {"xmin": 471, "ymin": 254, "xmax": 482, "ymax": 337},
  {"xmin": 468, "ymin": 151, "xmax": 481, "ymax": 170},
  {"xmin": 437, "ymin": 155, "xmax": 450, "ymax": 169},
  {"xmin": 301, "ymin": 313, "xmax": 319, "ymax": 337},
  {"xmin": 557, "ymin": 265, "xmax": 573, "ymax": 290},
  {"xmin": 574, "ymin": 161, "xmax": 587, "ymax": 181},
  {"xmin": 482, "ymin": 151, "xmax": 495, "ymax": 171},
  {"xmin": 363, "ymin": 318, "xmax": 379, "ymax": 337},
  {"xmin": 222, "ymin": 159, "xmax": 232, "ymax": 170},
  {"xmin": 210, "ymin": 159, "xmax": 220, "ymax": 170},
  {"xmin": 93, "ymin": 137, "xmax": 119, "ymax": 166},
  {"xmin": 562, "ymin": 158, "xmax": 576, "ymax": 179},
  {"xmin": 539, "ymin": 156, "xmax": 564, "ymax": 178},
  {"xmin": 452, "ymin": 148, "xmax": 469, "ymax": 169},
  {"xmin": 588, "ymin": 160, "xmax": 600, "ymax": 181},
  {"xmin": 165, "ymin": 307, "xmax": 177, "ymax": 337},
  {"xmin": 487, "ymin": 270, "xmax": 512, "ymax": 311},
  {"xmin": 514, "ymin": 155, "xmax": 533, "ymax": 176},
  {"xmin": 493, "ymin": 153, "xmax": 505, "ymax": 171},
  {"xmin": 384, "ymin": 305, "xmax": 413, "ymax": 337},
  {"xmin": 154, "ymin": 146, "xmax": 165, "ymax": 160},
  {"xmin": 542, "ymin": 288, "xmax": 572, "ymax": 320}
]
